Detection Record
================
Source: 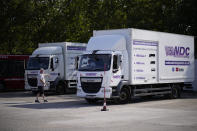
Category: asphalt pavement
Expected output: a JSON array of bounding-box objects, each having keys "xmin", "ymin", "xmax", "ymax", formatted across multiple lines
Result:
[{"xmin": 0, "ymin": 91, "xmax": 197, "ymax": 131}]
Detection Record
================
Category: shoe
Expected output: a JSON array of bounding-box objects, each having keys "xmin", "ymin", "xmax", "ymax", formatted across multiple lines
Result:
[
  {"xmin": 35, "ymin": 100, "xmax": 40, "ymax": 103},
  {"xmin": 44, "ymin": 100, "xmax": 48, "ymax": 102}
]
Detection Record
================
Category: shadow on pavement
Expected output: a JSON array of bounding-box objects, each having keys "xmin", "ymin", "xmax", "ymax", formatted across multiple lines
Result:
[
  {"xmin": 0, "ymin": 91, "xmax": 76, "ymax": 98},
  {"xmin": 0, "ymin": 91, "xmax": 34, "ymax": 98},
  {"xmin": 3, "ymin": 91, "xmax": 197, "ymax": 110},
  {"xmin": 9, "ymin": 100, "xmax": 98, "ymax": 109},
  {"xmin": 9, "ymin": 96, "xmax": 197, "ymax": 110}
]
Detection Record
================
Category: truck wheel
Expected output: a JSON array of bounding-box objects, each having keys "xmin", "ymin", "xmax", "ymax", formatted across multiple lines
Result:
[
  {"xmin": 171, "ymin": 85, "xmax": 180, "ymax": 99},
  {"xmin": 56, "ymin": 83, "xmax": 65, "ymax": 95},
  {"xmin": 119, "ymin": 88, "xmax": 130, "ymax": 104},
  {"xmin": 85, "ymin": 98, "xmax": 98, "ymax": 104}
]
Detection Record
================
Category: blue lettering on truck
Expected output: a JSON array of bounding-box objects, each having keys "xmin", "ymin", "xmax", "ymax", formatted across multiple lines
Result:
[
  {"xmin": 165, "ymin": 61, "xmax": 190, "ymax": 66},
  {"xmin": 67, "ymin": 46, "xmax": 86, "ymax": 51},
  {"xmin": 133, "ymin": 40, "xmax": 158, "ymax": 46}
]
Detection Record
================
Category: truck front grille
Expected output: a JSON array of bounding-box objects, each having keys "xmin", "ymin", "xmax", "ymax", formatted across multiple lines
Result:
[
  {"xmin": 81, "ymin": 77, "xmax": 102, "ymax": 93},
  {"xmin": 28, "ymin": 78, "xmax": 37, "ymax": 87}
]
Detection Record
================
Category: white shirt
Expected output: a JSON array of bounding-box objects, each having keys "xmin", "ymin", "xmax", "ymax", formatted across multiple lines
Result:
[{"xmin": 37, "ymin": 73, "xmax": 45, "ymax": 87}]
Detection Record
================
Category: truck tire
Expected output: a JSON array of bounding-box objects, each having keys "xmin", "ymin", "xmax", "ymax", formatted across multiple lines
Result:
[
  {"xmin": 56, "ymin": 82, "xmax": 65, "ymax": 95},
  {"xmin": 85, "ymin": 98, "xmax": 98, "ymax": 104},
  {"xmin": 171, "ymin": 84, "xmax": 180, "ymax": 99},
  {"xmin": 118, "ymin": 88, "xmax": 130, "ymax": 104}
]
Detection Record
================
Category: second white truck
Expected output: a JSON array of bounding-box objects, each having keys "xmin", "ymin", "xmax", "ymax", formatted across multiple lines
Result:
[
  {"xmin": 77, "ymin": 28, "xmax": 195, "ymax": 103},
  {"xmin": 25, "ymin": 42, "xmax": 86, "ymax": 94}
]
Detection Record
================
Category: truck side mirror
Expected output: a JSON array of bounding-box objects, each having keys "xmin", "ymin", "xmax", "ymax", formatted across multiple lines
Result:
[
  {"xmin": 113, "ymin": 55, "xmax": 118, "ymax": 73},
  {"xmin": 55, "ymin": 58, "xmax": 59, "ymax": 63},
  {"xmin": 118, "ymin": 55, "xmax": 122, "ymax": 67},
  {"xmin": 75, "ymin": 56, "xmax": 79, "ymax": 70},
  {"xmin": 50, "ymin": 58, "xmax": 54, "ymax": 71},
  {"xmin": 119, "ymin": 55, "xmax": 122, "ymax": 63},
  {"xmin": 53, "ymin": 57, "xmax": 58, "ymax": 69}
]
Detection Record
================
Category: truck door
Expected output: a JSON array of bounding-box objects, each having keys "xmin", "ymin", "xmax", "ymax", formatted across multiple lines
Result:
[
  {"xmin": 49, "ymin": 56, "xmax": 61, "ymax": 80},
  {"xmin": 111, "ymin": 54, "xmax": 123, "ymax": 86}
]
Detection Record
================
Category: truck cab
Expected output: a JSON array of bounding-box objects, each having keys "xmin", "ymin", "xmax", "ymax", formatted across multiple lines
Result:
[
  {"xmin": 77, "ymin": 35, "xmax": 129, "ymax": 102},
  {"xmin": 25, "ymin": 46, "xmax": 64, "ymax": 93}
]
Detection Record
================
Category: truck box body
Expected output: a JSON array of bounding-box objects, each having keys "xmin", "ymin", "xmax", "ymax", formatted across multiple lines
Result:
[{"xmin": 93, "ymin": 28, "xmax": 195, "ymax": 85}]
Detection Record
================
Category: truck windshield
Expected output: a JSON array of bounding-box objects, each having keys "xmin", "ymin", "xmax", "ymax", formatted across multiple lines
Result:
[
  {"xmin": 27, "ymin": 57, "xmax": 49, "ymax": 70},
  {"xmin": 78, "ymin": 54, "xmax": 111, "ymax": 71}
]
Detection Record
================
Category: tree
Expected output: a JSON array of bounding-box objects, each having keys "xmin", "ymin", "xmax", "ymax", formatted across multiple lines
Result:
[{"xmin": 0, "ymin": 0, "xmax": 196, "ymax": 57}]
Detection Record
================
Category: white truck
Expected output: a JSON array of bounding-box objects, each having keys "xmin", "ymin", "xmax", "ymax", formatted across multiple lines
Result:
[
  {"xmin": 25, "ymin": 42, "xmax": 86, "ymax": 94},
  {"xmin": 77, "ymin": 28, "xmax": 195, "ymax": 103}
]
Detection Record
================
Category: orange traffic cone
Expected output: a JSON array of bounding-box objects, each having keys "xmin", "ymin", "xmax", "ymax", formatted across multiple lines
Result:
[{"xmin": 101, "ymin": 99, "xmax": 109, "ymax": 111}]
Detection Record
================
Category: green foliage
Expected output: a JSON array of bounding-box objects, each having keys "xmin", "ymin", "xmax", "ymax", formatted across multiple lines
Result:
[{"xmin": 0, "ymin": 0, "xmax": 196, "ymax": 57}]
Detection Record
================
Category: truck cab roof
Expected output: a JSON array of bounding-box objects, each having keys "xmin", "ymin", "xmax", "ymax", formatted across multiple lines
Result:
[
  {"xmin": 87, "ymin": 35, "xmax": 126, "ymax": 51},
  {"xmin": 32, "ymin": 46, "xmax": 62, "ymax": 55}
]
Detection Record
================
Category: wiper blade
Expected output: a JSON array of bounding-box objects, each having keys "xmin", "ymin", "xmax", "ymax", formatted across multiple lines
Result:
[
  {"xmin": 94, "ymin": 68, "xmax": 104, "ymax": 71},
  {"xmin": 79, "ymin": 69, "xmax": 93, "ymax": 71}
]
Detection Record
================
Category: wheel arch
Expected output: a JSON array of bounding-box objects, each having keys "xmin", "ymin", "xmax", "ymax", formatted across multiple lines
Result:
[{"xmin": 117, "ymin": 80, "xmax": 130, "ymax": 95}]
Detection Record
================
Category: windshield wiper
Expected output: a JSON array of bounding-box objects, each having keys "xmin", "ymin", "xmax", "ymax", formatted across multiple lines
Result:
[
  {"xmin": 94, "ymin": 68, "xmax": 104, "ymax": 71},
  {"xmin": 79, "ymin": 68, "xmax": 93, "ymax": 71}
]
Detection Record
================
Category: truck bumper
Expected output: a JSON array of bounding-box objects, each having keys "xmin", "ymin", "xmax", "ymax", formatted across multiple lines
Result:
[
  {"xmin": 26, "ymin": 82, "xmax": 52, "ymax": 91},
  {"xmin": 77, "ymin": 86, "xmax": 112, "ymax": 99}
]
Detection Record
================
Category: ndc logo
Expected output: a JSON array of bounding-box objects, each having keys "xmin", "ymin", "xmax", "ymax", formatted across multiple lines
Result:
[{"xmin": 165, "ymin": 46, "xmax": 190, "ymax": 58}]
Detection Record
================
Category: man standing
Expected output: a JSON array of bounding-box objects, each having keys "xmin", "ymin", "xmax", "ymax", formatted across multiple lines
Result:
[{"xmin": 35, "ymin": 68, "xmax": 48, "ymax": 103}]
